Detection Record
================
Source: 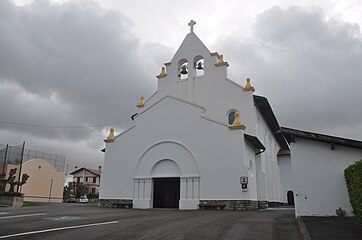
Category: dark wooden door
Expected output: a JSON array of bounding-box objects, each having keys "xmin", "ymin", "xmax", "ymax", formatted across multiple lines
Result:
[
  {"xmin": 287, "ymin": 191, "xmax": 295, "ymax": 206},
  {"xmin": 153, "ymin": 178, "xmax": 180, "ymax": 208}
]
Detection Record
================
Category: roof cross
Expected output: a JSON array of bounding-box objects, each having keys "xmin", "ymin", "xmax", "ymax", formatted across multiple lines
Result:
[{"xmin": 188, "ymin": 20, "xmax": 196, "ymax": 33}]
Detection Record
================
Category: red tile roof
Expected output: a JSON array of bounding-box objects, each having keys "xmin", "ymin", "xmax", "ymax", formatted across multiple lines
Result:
[{"xmin": 70, "ymin": 167, "xmax": 101, "ymax": 176}]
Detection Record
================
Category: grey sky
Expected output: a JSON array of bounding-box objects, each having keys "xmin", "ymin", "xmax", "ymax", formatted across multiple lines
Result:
[{"xmin": 1, "ymin": 0, "xmax": 361, "ymax": 169}]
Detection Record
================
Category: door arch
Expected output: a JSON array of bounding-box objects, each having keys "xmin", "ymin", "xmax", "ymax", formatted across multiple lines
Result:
[{"xmin": 133, "ymin": 141, "xmax": 200, "ymax": 209}]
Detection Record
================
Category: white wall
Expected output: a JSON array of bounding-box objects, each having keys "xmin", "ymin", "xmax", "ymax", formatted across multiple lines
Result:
[
  {"xmin": 255, "ymin": 108, "xmax": 284, "ymax": 203},
  {"xmin": 290, "ymin": 138, "xmax": 362, "ymax": 216},
  {"xmin": 145, "ymin": 33, "xmax": 257, "ymax": 136},
  {"xmin": 278, "ymin": 155, "xmax": 293, "ymax": 203},
  {"xmin": 100, "ymin": 96, "xmax": 254, "ymax": 209}
]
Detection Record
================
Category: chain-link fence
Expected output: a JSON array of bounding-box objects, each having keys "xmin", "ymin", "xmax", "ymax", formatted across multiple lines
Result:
[{"xmin": 0, "ymin": 143, "xmax": 65, "ymax": 173}]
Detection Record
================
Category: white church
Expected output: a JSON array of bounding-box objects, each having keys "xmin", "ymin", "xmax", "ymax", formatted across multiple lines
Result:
[{"xmin": 100, "ymin": 21, "xmax": 362, "ymax": 216}]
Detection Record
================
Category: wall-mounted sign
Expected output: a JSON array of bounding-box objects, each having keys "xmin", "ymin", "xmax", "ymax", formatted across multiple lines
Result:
[
  {"xmin": 240, "ymin": 176, "xmax": 248, "ymax": 184},
  {"xmin": 240, "ymin": 176, "xmax": 248, "ymax": 191}
]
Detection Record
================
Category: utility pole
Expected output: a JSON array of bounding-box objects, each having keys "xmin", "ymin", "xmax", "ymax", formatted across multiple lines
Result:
[
  {"xmin": 16, "ymin": 141, "xmax": 25, "ymax": 193},
  {"xmin": 49, "ymin": 179, "xmax": 53, "ymax": 203},
  {"xmin": 2, "ymin": 144, "xmax": 8, "ymax": 174}
]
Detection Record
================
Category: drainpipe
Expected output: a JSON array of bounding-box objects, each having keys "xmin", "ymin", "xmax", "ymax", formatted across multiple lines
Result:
[{"xmin": 255, "ymin": 149, "xmax": 265, "ymax": 156}]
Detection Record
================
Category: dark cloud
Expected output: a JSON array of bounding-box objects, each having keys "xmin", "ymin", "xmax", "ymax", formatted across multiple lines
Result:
[
  {"xmin": 2, "ymin": 2, "xmax": 361, "ymax": 169},
  {"xmin": 218, "ymin": 6, "xmax": 362, "ymax": 139},
  {"xmin": 0, "ymin": 0, "xmax": 172, "ymax": 167}
]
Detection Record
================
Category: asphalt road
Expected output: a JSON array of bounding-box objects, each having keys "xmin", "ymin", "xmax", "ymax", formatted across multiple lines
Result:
[{"xmin": 0, "ymin": 204, "xmax": 300, "ymax": 240}]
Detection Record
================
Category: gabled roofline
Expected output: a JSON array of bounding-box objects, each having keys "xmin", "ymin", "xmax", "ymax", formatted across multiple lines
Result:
[
  {"xmin": 144, "ymin": 90, "xmax": 158, "ymax": 105},
  {"xmin": 253, "ymin": 95, "xmax": 289, "ymax": 150},
  {"xmin": 135, "ymin": 95, "xmax": 206, "ymax": 119},
  {"xmin": 225, "ymin": 78, "xmax": 244, "ymax": 90},
  {"xmin": 114, "ymin": 125, "xmax": 136, "ymax": 140},
  {"xmin": 281, "ymin": 127, "xmax": 362, "ymax": 150},
  {"xmin": 70, "ymin": 167, "xmax": 101, "ymax": 176},
  {"xmin": 171, "ymin": 32, "xmax": 211, "ymax": 62}
]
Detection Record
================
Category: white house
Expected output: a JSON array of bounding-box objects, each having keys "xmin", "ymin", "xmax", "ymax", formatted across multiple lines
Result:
[
  {"xmin": 282, "ymin": 127, "xmax": 362, "ymax": 216},
  {"xmin": 70, "ymin": 167, "xmax": 101, "ymax": 195},
  {"xmin": 100, "ymin": 21, "xmax": 289, "ymax": 210}
]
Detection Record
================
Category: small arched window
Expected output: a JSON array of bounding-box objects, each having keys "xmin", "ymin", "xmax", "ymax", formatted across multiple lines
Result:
[{"xmin": 228, "ymin": 110, "xmax": 236, "ymax": 125}]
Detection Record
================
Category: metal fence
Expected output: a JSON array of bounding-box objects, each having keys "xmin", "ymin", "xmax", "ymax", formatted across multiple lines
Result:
[{"xmin": 0, "ymin": 143, "xmax": 65, "ymax": 173}]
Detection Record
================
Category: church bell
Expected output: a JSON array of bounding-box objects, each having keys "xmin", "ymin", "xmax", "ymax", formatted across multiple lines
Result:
[
  {"xmin": 180, "ymin": 65, "xmax": 188, "ymax": 75},
  {"xmin": 196, "ymin": 61, "xmax": 203, "ymax": 70}
]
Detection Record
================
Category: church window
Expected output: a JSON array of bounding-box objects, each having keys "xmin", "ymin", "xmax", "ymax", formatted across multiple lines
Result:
[
  {"xmin": 178, "ymin": 59, "xmax": 189, "ymax": 80},
  {"xmin": 228, "ymin": 110, "xmax": 237, "ymax": 125},
  {"xmin": 193, "ymin": 55, "xmax": 204, "ymax": 77}
]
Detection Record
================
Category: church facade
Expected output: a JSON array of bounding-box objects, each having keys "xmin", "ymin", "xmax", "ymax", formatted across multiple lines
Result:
[
  {"xmin": 100, "ymin": 21, "xmax": 362, "ymax": 215},
  {"xmin": 99, "ymin": 22, "xmax": 290, "ymax": 210}
]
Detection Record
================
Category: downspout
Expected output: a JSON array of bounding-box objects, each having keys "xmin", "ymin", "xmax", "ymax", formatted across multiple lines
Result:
[{"xmin": 255, "ymin": 149, "xmax": 265, "ymax": 156}]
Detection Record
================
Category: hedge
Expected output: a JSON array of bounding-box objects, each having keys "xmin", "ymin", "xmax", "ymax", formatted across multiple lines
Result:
[{"xmin": 344, "ymin": 159, "xmax": 362, "ymax": 221}]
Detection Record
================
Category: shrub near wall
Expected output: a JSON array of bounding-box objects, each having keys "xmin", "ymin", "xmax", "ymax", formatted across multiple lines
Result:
[{"xmin": 344, "ymin": 159, "xmax": 362, "ymax": 221}]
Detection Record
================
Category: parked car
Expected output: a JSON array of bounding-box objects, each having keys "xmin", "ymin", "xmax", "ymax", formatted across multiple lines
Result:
[
  {"xmin": 66, "ymin": 197, "xmax": 76, "ymax": 203},
  {"xmin": 79, "ymin": 196, "xmax": 88, "ymax": 203}
]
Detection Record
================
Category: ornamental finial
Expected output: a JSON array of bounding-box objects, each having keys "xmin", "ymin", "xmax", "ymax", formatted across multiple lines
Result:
[
  {"xmin": 244, "ymin": 78, "xmax": 255, "ymax": 92},
  {"xmin": 214, "ymin": 54, "xmax": 229, "ymax": 67},
  {"xmin": 188, "ymin": 20, "xmax": 196, "ymax": 33},
  {"xmin": 136, "ymin": 96, "xmax": 145, "ymax": 108},
  {"xmin": 229, "ymin": 112, "xmax": 246, "ymax": 130},
  {"xmin": 156, "ymin": 67, "xmax": 167, "ymax": 79},
  {"xmin": 104, "ymin": 128, "xmax": 115, "ymax": 143}
]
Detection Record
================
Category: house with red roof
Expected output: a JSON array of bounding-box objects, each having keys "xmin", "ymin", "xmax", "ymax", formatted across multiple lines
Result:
[{"xmin": 70, "ymin": 167, "xmax": 101, "ymax": 195}]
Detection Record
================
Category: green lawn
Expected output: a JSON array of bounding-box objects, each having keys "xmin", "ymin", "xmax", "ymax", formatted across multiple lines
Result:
[{"xmin": 23, "ymin": 201, "xmax": 41, "ymax": 207}]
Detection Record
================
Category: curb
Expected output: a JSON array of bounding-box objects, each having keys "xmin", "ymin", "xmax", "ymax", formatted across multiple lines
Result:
[{"xmin": 296, "ymin": 216, "xmax": 312, "ymax": 240}]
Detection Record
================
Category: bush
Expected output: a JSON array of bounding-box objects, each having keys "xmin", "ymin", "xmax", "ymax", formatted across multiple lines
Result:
[
  {"xmin": 0, "ymin": 192, "xmax": 23, "ymax": 197},
  {"xmin": 87, "ymin": 193, "xmax": 99, "ymax": 199},
  {"xmin": 336, "ymin": 207, "xmax": 346, "ymax": 217},
  {"xmin": 345, "ymin": 159, "xmax": 362, "ymax": 222}
]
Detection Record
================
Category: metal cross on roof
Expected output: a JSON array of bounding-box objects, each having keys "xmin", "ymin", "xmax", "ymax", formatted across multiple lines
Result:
[{"xmin": 188, "ymin": 20, "xmax": 196, "ymax": 33}]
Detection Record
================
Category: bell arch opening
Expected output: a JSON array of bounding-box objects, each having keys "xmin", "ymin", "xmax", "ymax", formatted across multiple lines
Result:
[
  {"xmin": 193, "ymin": 55, "xmax": 204, "ymax": 77},
  {"xmin": 178, "ymin": 59, "xmax": 189, "ymax": 80}
]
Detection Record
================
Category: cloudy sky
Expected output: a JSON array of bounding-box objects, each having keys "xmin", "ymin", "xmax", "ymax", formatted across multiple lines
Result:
[{"xmin": 1, "ymin": 0, "xmax": 361, "ymax": 170}]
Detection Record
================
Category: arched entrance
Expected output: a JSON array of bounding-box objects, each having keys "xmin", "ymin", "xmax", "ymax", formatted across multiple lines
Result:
[
  {"xmin": 151, "ymin": 160, "xmax": 180, "ymax": 208},
  {"xmin": 133, "ymin": 141, "xmax": 200, "ymax": 209},
  {"xmin": 287, "ymin": 191, "xmax": 295, "ymax": 206}
]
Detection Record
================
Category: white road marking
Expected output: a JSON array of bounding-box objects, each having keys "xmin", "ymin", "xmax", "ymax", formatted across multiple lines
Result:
[
  {"xmin": 44, "ymin": 216, "xmax": 80, "ymax": 221},
  {"xmin": 0, "ymin": 213, "xmax": 46, "ymax": 220},
  {"xmin": 0, "ymin": 212, "xmax": 8, "ymax": 215},
  {"xmin": 261, "ymin": 208, "xmax": 295, "ymax": 211},
  {"xmin": 0, "ymin": 220, "xmax": 119, "ymax": 239}
]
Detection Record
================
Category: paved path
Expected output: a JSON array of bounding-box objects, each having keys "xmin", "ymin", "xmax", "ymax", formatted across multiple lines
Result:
[{"xmin": 0, "ymin": 204, "xmax": 300, "ymax": 240}]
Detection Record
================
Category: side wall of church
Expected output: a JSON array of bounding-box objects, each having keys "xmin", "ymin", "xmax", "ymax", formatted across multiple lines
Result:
[
  {"xmin": 290, "ymin": 138, "xmax": 362, "ymax": 216},
  {"xmin": 255, "ymin": 108, "xmax": 284, "ymax": 204},
  {"xmin": 278, "ymin": 155, "xmax": 293, "ymax": 203}
]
